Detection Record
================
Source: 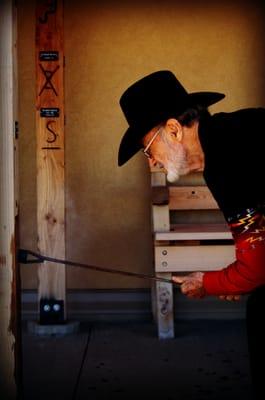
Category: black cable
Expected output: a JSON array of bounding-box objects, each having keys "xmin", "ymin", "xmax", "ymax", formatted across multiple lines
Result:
[
  {"xmin": 18, "ymin": 249, "xmax": 180, "ymax": 286},
  {"xmin": 71, "ymin": 326, "xmax": 92, "ymax": 400}
]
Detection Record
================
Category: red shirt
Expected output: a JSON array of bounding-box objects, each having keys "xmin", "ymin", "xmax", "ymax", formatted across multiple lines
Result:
[{"xmin": 203, "ymin": 208, "xmax": 265, "ymax": 295}]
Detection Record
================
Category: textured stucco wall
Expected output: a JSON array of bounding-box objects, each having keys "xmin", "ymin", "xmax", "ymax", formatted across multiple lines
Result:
[{"xmin": 18, "ymin": 0, "xmax": 265, "ymax": 289}]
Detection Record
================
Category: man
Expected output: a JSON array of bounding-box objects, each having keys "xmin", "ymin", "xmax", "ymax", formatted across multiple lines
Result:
[{"xmin": 117, "ymin": 70, "xmax": 265, "ymax": 398}]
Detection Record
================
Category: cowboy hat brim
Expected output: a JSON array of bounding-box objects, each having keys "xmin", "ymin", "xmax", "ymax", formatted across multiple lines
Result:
[{"xmin": 118, "ymin": 91, "xmax": 225, "ymax": 166}]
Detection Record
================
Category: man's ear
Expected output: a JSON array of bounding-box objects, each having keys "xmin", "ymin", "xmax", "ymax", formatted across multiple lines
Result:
[{"xmin": 165, "ymin": 118, "xmax": 183, "ymax": 142}]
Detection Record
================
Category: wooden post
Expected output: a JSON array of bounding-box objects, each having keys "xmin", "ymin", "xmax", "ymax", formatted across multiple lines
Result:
[
  {"xmin": 36, "ymin": 0, "xmax": 66, "ymax": 322},
  {"xmin": 0, "ymin": 0, "xmax": 21, "ymax": 398},
  {"xmin": 151, "ymin": 170, "xmax": 174, "ymax": 339}
]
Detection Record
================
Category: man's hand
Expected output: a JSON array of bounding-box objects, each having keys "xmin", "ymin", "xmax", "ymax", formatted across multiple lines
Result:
[
  {"xmin": 172, "ymin": 272, "xmax": 242, "ymax": 301},
  {"xmin": 172, "ymin": 272, "xmax": 206, "ymax": 299}
]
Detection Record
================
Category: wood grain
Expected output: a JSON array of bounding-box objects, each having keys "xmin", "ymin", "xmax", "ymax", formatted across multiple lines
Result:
[
  {"xmin": 169, "ymin": 186, "xmax": 219, "ymax": 210},
  {"xmin": 0, "ymin": 0, "xmax": 19, "ymax": 396},
  {"xmin": 36, "ymin": 0, "xmax": 65, "ymax": 308},
  {"xmin": 155, "ymin": 245, "xmax": 235, "ymax": 272}
]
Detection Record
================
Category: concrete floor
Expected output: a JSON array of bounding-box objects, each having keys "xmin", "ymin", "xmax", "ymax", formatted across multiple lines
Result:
[{"xmin": 22, "ymin": 319, "xmax": 253, "ymax": 400}]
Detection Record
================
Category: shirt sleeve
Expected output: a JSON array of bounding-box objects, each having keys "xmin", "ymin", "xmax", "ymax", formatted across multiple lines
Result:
[{"xmin": 203, "ymin": 209, "xmax": 265, "ymax": 295}]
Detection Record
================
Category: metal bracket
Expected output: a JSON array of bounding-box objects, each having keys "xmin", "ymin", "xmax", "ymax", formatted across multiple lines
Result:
[
  {"xmin": 14, "ymin": 120, "xmax": 19, "ymax": 139},
  {"xmin": 39, "ymin": 298, "xmax": 65, "ymax": 325}
]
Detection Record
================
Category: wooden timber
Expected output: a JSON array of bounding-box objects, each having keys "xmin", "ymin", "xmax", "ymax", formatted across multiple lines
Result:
[
  {"xmin": 0, "ymin": 0, "xmax": 21, "ymax": 397},
  {"xmin": 36, "ymin": 0, "xmax": 66, "ymax": 313}
]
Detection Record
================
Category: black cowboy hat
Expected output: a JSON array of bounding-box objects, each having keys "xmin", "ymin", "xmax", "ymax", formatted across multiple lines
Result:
[{"xmin": 118, "ymin": 70, "xmax": 225, "ymax": 166}]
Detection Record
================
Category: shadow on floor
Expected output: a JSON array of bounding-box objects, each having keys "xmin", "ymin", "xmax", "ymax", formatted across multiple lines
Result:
[{"xmin": 22, "ymin": 319, "xmax": 253, "ymax": 400}]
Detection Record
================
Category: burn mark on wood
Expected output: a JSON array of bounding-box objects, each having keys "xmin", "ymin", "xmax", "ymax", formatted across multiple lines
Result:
[
  {"xmin": 41, "ymin": 147, "xmax": 61, "ymax": 150},
  {"xmin": 46, "ymin": 120, "xmax": 57, "ymax": 143},
  {"xmin": 38, "ymin": 0, "xmax": 57, "ymax": 24},
  {"xmin": 38, "ymin": 64, "xmax": 59, "ymax": 96}
]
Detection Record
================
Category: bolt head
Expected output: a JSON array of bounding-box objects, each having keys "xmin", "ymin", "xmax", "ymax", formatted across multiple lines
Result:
[{"xmin": 53, "ymin": 304, "xmax": 61, "ymax": 312}]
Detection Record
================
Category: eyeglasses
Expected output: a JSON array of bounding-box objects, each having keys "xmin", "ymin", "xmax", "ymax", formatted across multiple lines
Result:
[{"xmin": 142, "ymin": 127, "xmax": 161, "ymax": 159}]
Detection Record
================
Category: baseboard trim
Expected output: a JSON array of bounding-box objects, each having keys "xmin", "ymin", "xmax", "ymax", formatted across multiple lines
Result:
[{"xmin": 21, "ymin": 288, "xmax": 247, "ymax": 322}]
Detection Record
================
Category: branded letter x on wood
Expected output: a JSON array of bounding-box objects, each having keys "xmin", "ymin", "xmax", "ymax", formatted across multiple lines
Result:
[{"xmin": 38, "ymin": 64, "xmax": 60, "ymax": 96}]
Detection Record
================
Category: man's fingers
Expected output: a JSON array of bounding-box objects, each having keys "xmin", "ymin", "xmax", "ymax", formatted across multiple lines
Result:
[
  {"xmin": 219, "ymin": 294, "xmax": 241, "ymax": 301},
  {"xmin": 172, "ymin": 273, "xmax": 206, "ymax": 299},
  {"xmin": 172, "ymin": 275, "xmax": 186, "ymax": 284}
]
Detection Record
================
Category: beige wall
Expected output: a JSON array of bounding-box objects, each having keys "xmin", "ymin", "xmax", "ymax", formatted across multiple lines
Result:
[{"xmin": 18, "ymin": 0, "xmax": 265, "ymax": 289}]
